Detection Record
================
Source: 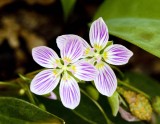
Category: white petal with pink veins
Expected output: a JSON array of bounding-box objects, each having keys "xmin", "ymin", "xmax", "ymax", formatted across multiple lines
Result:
[
  {"xmin": 30, "ymin": 69, "xmax": 60, "ymax": 95},
  {"xmin": 89, "ymin": 17, "xmax": 109, "ymax": 50},
  {"xmin": 32, "ymin": 46, "xmax": 60, "ymax": 68},
  {"xmin": 103, "ymin": 44, "xmax": 133, "ymax": 65},
  {"xmin": 94, "ymin": 61, "xmax": 117, "ymax": 96},
  {"xmin": 60, "ymin": 73, "xmax": 80, "ymax": 109},
  {"xmin": 70, "ymin": 61, "xmax": 97, "ymax": 81}
]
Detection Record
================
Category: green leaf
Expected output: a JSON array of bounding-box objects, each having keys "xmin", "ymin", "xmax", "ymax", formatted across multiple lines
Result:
[
  {"xmin": 0, "ymin": 97, "xmax": 64, "ymax": 124},
  {"xmin": 108, "ymin": 91, "xmax": 119, "ymax": 116},
  {"xmin": 107, "ymin": 18, "xmax": 160, "ymax": 58},
  {"xmin": 94, "ymin": 0, "xmax": 160, "ymax": 58},
  {"xmin": 74, "ymin": 89, "xmax": 112, "ymax": 124},
  {"xmin": 39, "ymin": 88, "xmax": 113, "ymax": 124},
  {"xmin": 125, "ymin": 72, "xmax": 160, "ymax": 97},
  {"xmin": 61, "ymin": 0, "xmax": 76, "ymax": 20}
]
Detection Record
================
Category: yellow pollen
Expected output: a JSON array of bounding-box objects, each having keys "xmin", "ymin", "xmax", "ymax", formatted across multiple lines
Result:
[
  {"xmin": 96, "ymin": 62, "xmax": 105, "ymax": 69},
  {"xmin": 94, "ymin": 44, "xmax": 102, "ymax": 51},
  {"xmin": 53, "ymin": 70, "xmax": 59, "ymax": 76},
  {"xmin": 70, "ymin": 65, "xmax": 77, "ymax": 73},
  {"xmin": 55, "ymin": 59, "xmax": 60, "ymax": 64},
  {"xmin": 63, "ymin": 57, "xmax": 71, "ymax": 64},
  {"xmin": 103, "ymin": 52, "xmax": 108, "ymax": 60},
  {"xmin": 62, "ymin": 73, "xmax": 71, "ymax": 81},
  {"xmin": 85, "ymin": 48, "xmax": 90, "ymax": 55}
]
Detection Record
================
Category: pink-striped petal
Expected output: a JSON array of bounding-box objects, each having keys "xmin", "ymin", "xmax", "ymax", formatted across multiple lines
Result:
[
  {"xmin": 30, "ymin": 69, "xmax": 60, "ymax": 95},
  {"xmin": 61, "ymin": 36, "xmax": 83, "ymax": 64},
  {"xmin": 103, "ymin": 44, "xmax": 133, "ymax": 65},
  {"xmin": 32, "ymin": 46, "xmax": 60, "ymax": 68},
  {"xmin": 56, "ymin": 35, "xmax": 70, "ymax": 50},
  {"xmin": 70, "ymin": 61, "xmax": 97, "ymax": 81},
  {"xmin": 57, "ymin": 34, "xmax": 94, "ymax": 57},
  {"xmin": 94, "ymin": 61, "xmax": 117, "ymax": 96},
  {"xmin": 56, "ymin": 34, "xmax": 89, "ymax": 49},
  {"xmin": 89, "ymin": 17, "xmax": 109, "ymax": 51},
  {"xmin": 60, "ymin": 73, "xmax": 80, "ymax": 109}
]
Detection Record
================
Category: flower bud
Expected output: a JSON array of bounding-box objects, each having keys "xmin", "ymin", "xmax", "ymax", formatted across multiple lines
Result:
[{"xmin": 118, "ymin": 87, "xmax": 152, "ymax": 121}]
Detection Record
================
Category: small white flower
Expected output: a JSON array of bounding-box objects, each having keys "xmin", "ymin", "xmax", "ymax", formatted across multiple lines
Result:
[
  {"xmin": 30, "ymin": 37, "xmax": 97, "ymax": 109},
  {"xmin": 57, "ymin": 17, "xmax": 133, "ymax": 97}
]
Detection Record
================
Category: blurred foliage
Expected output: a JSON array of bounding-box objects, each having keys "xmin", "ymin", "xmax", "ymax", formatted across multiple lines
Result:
[
  {"xmin": 0, "ymin": 97, "xmax": 64, "ymax": 124},
  {"xmin": 61, "ymin": 0, "xmax": 76, "ymax": 20},
  {"xmin": 94, "ymin": 0, "xmax": 160, "ymax": 58}
]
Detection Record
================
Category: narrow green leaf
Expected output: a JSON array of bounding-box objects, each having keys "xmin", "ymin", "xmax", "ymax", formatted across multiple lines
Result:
[
  {"xmin": 0, "ymin": 97, "xmax": 64, "ymax": 124},
  {"xmin": 108, "ymin": 91, "xmax": 119, "ymax": 116},
  {"xmin": 94, "ymin": 0, "xmax": 160, "ymax": 58},
  {"xmin": 38, "ymin": 87, "xmax": 113, "ymax": 124},
  {"xmin": 61, "ymin": 0, "xmax": 76, "ymax": 20},
  {"xmin": 75, "ymin": 89, "xmax": 113, "ymax": 124}
]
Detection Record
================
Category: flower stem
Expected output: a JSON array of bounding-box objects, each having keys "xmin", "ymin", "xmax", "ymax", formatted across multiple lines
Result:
[
  {"xmin": 0, "ymin": 81, "xmax": 19, "ymax": 88},
  {"xmin": 118, "ymin": 79, "xmax": 151, "ymax": 100},
  {"xmin": 17, "ymin": 78, "xmax": 36, "ymax": 105}
]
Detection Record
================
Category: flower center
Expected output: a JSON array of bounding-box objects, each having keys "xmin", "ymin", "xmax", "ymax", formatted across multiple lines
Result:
[
  {"xmin": 94, "ymin": 52, "xmax": 102, "ymax": 63},
  {"xmin": 63, "ymin": 57, "xmax": 72, "ymax": 65},
  {"xmin": 102, "ymin": 51, "xmax": 108, "ymax": 60},
  {"xmin": 62, "ymin": 65, "xmax": 68, "ymax": 71}
]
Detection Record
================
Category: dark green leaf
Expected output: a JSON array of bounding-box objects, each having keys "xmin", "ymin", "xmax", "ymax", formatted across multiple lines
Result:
[
  {"xmin": 39, "ymin": 87, "xmax": 112, "ymax": 124},
  {"xmin": 74, "ymin": 89, "xmax": 112, "ymax": 124},
  {"xmin": 61, "ymin": 0, "xmax": 76, "ymax": 20},
  {"xmin": 0, "ymin": 97, "xmax": 64, "ymax": 124},
  {"xmin": 125, "ymin": 72, "xmax": 160, "ymax": 97},
  {"xmin": 108, "ymin": 91, "xmax": 119, "ymax": 116},
  {"xmin": 94, "ymin": 0, "xmax": 160, "ymax": 58}
]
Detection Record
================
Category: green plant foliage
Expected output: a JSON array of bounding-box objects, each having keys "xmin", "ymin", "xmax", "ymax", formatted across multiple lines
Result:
[
  {"xmin": 61, "ymin": 0, "xmax": 76, "ymax": 20},
  {"xmin": 98, "ymin": 95, "xmax": 145, "ymax": 124},
  {"xmin": 108, "ymin": 91, "xmax": 119, "ymax": 116},
  {"xmin": 0, "ymin": 97, "xmax": 64, "ymax": 124},
  {"xmin": 85, "ymin": 85, "xmax": 99, "ymax": 101},
  {"xmin": 125, "ymin": 72, "xmax": 160, "ymax": 97},
  {"xmin": 39, "ymin": 88, "xmax": 112, "ymax": 124},
  {"xmin": 94, "ymin": 0, "xmax": 160, "ymax": 58}
]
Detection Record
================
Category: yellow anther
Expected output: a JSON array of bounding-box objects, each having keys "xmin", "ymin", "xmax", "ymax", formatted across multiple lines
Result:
[
  {"xmin": 53, "ymin": 70, "xmax": 58, "ymax": 75},
  {"xmin": 63, "ymin": 57, "xmax": 72, "ymax": 64},
  {"xmin": 85, "ymin": 48, "xmax": 91, "ymax": 55},
  {"xmin": 70, "ymin": 65, "xmax": 77, "ymax": 73},
  {"xmin": 103, "ymin": 52, "xmax": 108, "ymax": 60},
  {"xmin": 62, "ymin": 73, "xmax": 71, "ymax": 81},
  {"xmin": 94, "ymin": 44, "xmax": 102, "ymax": 51},
  {"xmin": 96, "ymin": 62, "xmax": 105, "ymax": 69}
]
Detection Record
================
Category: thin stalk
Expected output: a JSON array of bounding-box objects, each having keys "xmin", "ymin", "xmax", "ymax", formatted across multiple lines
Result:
[
  {"xmin": 0, "ymin": 81, "xmax": 19, "ymax": 88},
  {"xmin": 81, "ymin": 89, "xmax": 113, "ymax": 124},
  {"xmin": 17, "ymin": 79, "xmax": 36, "ymax": 105}
]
